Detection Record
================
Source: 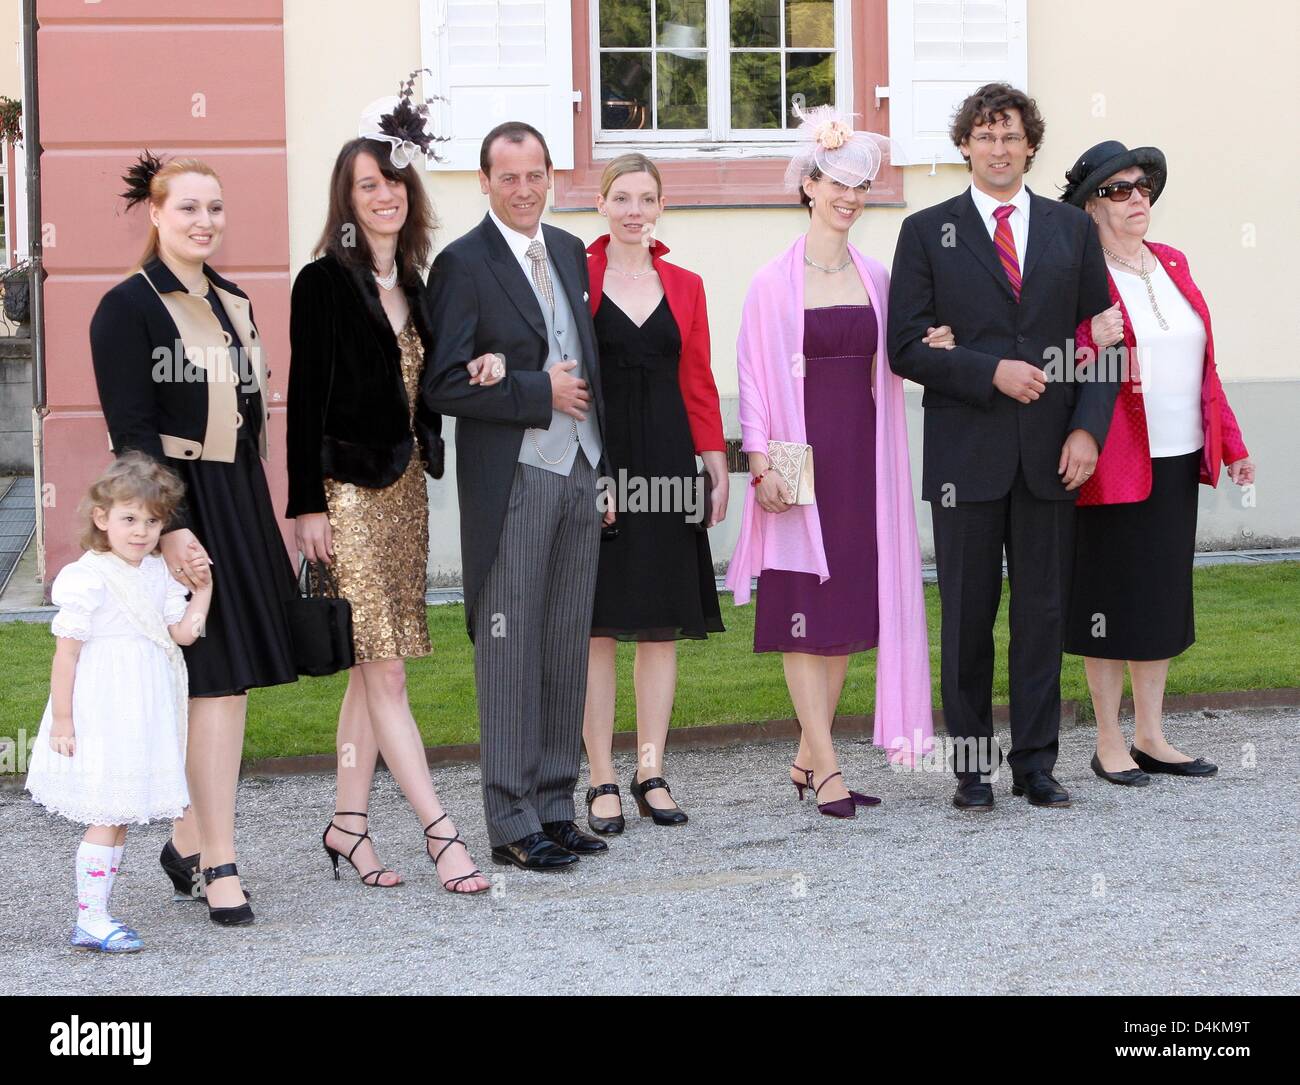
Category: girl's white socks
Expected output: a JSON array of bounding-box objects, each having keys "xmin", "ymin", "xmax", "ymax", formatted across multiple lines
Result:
[{"xmin": 75, "ymin": 842, "xmax": 118, "ymax": 940}]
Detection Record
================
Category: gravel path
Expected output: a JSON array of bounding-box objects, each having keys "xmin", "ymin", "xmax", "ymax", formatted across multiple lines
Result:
[{"xmin": 1, "ymin": 707, "xmax": 1295, "ymax": 996}]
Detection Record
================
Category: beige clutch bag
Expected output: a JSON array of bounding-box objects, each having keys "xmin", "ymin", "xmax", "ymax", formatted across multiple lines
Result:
[{"xmin": 767, "ymin": 440, "xmax": 815, "ymax": 505}]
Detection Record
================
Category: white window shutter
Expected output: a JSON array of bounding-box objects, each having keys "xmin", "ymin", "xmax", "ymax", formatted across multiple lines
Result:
[
  {"xmin": 885, "ymin": 0, "xmax": 1028, "ymax": 167},
  {"xmin": 421, "ymin": 0, "xmax": 575, "ymax": 171}
]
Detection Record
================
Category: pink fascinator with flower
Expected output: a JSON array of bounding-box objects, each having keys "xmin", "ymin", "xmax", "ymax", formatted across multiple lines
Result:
[{"xmin": 783, "ymin": 102, "xmax": 892, "ymax": 192}]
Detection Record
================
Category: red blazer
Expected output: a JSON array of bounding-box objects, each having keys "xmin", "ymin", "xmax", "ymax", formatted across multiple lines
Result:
[
  {"xmin": 585, "ymin": 235, "xmax": 725, "ymax": 453},
  {"xmin": 1074, "ymin": 241, "xmax": 1248, "ymax": 506}
]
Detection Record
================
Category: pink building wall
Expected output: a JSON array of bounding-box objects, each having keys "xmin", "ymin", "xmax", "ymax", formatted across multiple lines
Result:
[{"xmin": 37, "ymin": 0, "xmax": 292, "ymax": 592}]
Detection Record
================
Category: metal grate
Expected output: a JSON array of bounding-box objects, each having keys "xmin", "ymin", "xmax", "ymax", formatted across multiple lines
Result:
[{"xmin": 0, "ymin": 476, "xmax": 35, "ymax": 595}]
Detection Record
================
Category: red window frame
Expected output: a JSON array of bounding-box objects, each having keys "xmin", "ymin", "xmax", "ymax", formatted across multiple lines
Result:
[{"xmin": 554, "ymin": 0, "xmax": 901, "ymax": 210}]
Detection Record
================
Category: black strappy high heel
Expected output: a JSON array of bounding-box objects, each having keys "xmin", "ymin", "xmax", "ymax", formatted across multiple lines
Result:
[
  {"xmin": 322, "ymin": 811, "xmax": 400, "ymax": 888},
  {"xmin": 423, "ymin": 814, "xmax": 489, "ymax": 894}
]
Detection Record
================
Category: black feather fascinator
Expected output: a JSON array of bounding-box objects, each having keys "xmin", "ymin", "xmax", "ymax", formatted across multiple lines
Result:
[
  {"xmin": 359, "ymin": 69, "xmax": 450, "ymax": 168},
  {"xmin": 120, "ymin": 150, "xmax": 166, "ymax": 209}
]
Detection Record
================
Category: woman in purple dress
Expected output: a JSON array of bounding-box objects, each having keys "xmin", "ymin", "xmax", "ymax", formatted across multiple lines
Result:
[{"xmin": 727, "ymin": 107, "xmax": 945, "ymax": 818}]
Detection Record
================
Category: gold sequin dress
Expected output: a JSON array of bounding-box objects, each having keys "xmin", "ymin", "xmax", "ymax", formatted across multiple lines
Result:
[{"xmin": 324, "ymin": 319, "xmax": 431, "ymax": 662}]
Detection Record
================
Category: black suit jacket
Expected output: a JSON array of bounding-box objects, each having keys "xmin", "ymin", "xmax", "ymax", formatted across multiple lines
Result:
[
  {"xmin": 284, "ymin": 253, "xmax": 443, "ymax": 519},
  {"xmin": 887, "ymin": 188, "xmax": 1115, "ymax": 503},
  {"xmin": 421, "ymin": 214, "xmax": 606, "ymax": 635}
]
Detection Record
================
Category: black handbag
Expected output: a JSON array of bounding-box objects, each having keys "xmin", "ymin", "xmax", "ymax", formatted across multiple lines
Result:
[
  {"xmin": 690, "ymin": 468, "xmax": 713, "ymax": 534},
  {"xmin": 285, "ymin": 558, "xmax": 355, "ymax": 677}
]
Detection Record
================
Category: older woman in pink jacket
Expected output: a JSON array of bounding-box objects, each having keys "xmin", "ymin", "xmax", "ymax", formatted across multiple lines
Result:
[{"xmin": 725, "ymin": 107, "xmax": 941, "ymax": 819}]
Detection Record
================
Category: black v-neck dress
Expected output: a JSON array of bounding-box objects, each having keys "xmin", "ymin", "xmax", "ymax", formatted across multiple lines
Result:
[{"xmin": 590, "ymin": 294, "xmax": 724, "ymax": 642}]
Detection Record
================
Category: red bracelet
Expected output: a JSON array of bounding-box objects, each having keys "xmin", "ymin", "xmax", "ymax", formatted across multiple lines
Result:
[{"xmin": 751, "ymin": 470, "xmax": 768, "ymax": 488}]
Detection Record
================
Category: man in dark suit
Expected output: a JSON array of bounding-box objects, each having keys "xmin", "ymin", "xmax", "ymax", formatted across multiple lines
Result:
[
  {"xmin": 423, "ymin": 122, "xmax": 610, "ymax": 869},
  {"xmin": 888, "ymin": 83, "xmax": 1117, "ymax": 810}
]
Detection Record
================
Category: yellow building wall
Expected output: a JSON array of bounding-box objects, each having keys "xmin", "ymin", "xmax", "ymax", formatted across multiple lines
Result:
[
  {"xmin": 0, "ymin": 0, "xmax": 19, "ymax": 99},
  {"xmin": 284, "ymin": 0, "xmax": 1297, "ymax": 390}
]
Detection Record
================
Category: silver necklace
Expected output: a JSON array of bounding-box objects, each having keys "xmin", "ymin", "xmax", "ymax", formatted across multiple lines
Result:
[
  {"xmin": 803, "ymin": 253, "xmax": 852, "ymax": 274},
  {"xmin": 608, "ymin": 263, "xmax": 655, "ymax": 280},
  {"xmin": 373, "ymin": 263, "xmax": 399, "ymax": 291},
  {"xmin": 1103, "ymin": 245, "xmax": 1168, "ymax": 331}
]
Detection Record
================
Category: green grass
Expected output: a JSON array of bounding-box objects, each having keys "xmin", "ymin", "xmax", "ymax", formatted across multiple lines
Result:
[{"xmin": 1, "ymin": 563, "xmax": 1296, "ymax": 763}]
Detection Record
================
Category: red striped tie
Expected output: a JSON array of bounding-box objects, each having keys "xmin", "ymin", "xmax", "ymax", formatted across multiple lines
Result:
[{"xmin": 992, "ymin": 203, "xmax": 1021, "ymax": 301}]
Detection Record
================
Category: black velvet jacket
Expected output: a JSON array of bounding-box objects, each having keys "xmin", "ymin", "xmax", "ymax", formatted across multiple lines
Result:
[{"xmin": 285, "ymin": 253, "xmax": 444, "ymax": 518}]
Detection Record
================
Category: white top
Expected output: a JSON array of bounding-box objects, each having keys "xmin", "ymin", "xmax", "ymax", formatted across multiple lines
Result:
[
  {"xmin": 969, "ymin": 182, "xmax": 1030, "ymax": 265},
  {"xmin": 25, "ymin": 552, "xmax": 191, "ymax": 825},
  {"xmin": 488, "ymin": 207, "xmax": 544, "ymax": 281},
  {"xmin": 1111, "ymin": 255, "xmax": 1206, "ymax": 457}
]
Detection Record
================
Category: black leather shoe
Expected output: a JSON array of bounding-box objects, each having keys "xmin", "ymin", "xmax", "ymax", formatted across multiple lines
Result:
[
  {"xmin": 201, "ymin": 864, "xmax": 254, "ymax": 926},
  {"xmin": 630, "ymin": 772, "xmax": 689, "ymax": 825},
  {"xmin": 584, "ymin": 784, "xmax": 625, "ymax": 835},
  {"xmin": 1131, "ymin": 745, "xmax": 1218, "ymax": 777},
  {"xmin": 1090, "ymin": 752, "xmax": 1151, "ymax": 787},
  {"xmin": 1011, "ymin": 770, "xmax": 1071, "ymax": 807},
  {"xmin": 952, "ymin": 778, "xmax": 994, "ymax": 810},
  {"xmin": 543, "ymin": 820, "xmax": 608, "ymax": 854},
  {"xmin": 489, "ymin": 831, "xmax": 579, "ymax": 871}
]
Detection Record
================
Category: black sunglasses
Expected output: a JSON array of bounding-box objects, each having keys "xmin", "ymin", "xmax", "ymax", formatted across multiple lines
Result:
[{"xmin": 1094, "ymin": 176, "xmax": 1156, "ymax": 202}]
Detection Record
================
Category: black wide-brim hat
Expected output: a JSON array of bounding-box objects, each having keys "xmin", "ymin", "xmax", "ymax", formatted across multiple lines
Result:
[{"xmin": 1059, "ymin": 140, "xmax": 1167, "ymax": 207}]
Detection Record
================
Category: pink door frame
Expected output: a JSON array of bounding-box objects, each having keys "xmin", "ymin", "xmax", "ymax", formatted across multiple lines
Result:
[{"xmin": 36, "ymin": 0, "xmax": 292, "ymax": 593}]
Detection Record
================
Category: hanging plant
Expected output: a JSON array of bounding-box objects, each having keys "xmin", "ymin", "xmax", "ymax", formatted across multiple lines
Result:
[{"xmin": 0, "ymin": 97, "xmax": 22, "ymax": 146}]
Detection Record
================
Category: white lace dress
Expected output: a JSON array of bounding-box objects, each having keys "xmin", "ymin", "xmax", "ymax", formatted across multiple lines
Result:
[{"xmin": 25, "ymin": 552, "xmax": 191, "ymax": 825}]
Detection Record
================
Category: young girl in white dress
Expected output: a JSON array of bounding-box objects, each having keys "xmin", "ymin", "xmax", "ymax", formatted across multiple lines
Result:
[{"xmin": 26, "ymin": 452, "xmax": 212, "ymax": 953}]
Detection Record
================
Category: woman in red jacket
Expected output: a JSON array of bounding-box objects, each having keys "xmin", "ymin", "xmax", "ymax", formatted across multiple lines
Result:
[
  {"xmin": 1061, "ymin": 142, "xmax": 1255, "ymax": 786},
  {"xmin": 581, "ymin": 154, "xmax": 728, "ymax": 833}
]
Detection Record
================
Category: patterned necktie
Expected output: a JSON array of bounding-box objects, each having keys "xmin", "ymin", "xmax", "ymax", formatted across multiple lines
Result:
[
  {"xmin": 525, "ymin": 239, "xmax": 555, "ymax": 311},
  {"xmin": 992, "ymin": 203, "xmax": 1021, "ymax": 301}
]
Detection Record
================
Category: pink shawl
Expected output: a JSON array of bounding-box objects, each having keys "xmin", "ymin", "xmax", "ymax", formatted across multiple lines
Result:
[{"xmin": 724, "ymin": 235, "xmax": 933, "ymax": 764}]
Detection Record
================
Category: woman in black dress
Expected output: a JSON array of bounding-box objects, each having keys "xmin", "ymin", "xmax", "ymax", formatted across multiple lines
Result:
[
  {"xmin": 581, "ymin": 154, "xmax": 728, "ymax": 832},
  {"xmin": 90, "ymin": 154, "xmax": 299, "ymax": 925}
]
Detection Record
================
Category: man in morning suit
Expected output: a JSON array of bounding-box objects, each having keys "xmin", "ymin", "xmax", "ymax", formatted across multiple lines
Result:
[
  {"xmin": 423, "ymin": 122, "xmax": 610, "ymax": 870},
  {"xmin": 887, "ymin": 84, "xmax": 1117, "ymax": 810}
]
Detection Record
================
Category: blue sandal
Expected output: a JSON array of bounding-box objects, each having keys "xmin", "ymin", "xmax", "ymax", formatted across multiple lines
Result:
[{"xmin": 70, "ymin": 922, "xmax": 143, "ymax": 953}]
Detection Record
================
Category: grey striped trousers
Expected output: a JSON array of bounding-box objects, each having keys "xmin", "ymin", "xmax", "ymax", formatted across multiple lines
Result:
[{"xmin": 471, "ymin": 457, "xmax": 602, "ymax": 846}]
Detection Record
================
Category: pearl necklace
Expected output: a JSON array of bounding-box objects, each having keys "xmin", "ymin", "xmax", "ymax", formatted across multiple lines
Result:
[
  {"xmin": 1102, "ymin": 245, "xmax": 1169, "ymax": 331},
  {"xmin": 803, "ymin": 253, "xmax": 852, "ymax": 274},
  {"xmin": 373, "ymin": 263, "xmax": 399, "ymax": 291}
]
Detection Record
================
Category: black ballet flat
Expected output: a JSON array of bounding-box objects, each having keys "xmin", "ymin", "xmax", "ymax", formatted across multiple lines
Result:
[
  {"xmin": 585, "ymin": 783, "xmax": 625, "ymax": 835},
  {"xmin": 1131, "ymin": 746, "xmax": 1218, "ymax": 777},
  {"xmin": 1090, "ymin": 752, "xmax": 1151, "ymax": 787}
]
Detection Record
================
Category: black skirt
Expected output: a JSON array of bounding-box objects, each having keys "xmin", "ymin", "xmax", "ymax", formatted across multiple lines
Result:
[
  {"xmin": 171, "ymin": 430, "xmax": 300, "ymax": 697},
  {"xmin": 590, "ymin": 295, "xmax": 724, "ymax": 642},
  {"xmin": 1064, "ymin": 450, "xmax": 1200, "ymax": 661}
]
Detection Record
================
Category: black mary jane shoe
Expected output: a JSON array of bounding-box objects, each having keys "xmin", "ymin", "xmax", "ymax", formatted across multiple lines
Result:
[
  {"xmin": 585, "ymin": 783, "xmax": 626, "ymax": 835},
  {"xmin": 629, "ymin": 772, "xmax": 689, "ymax": 826},
  {"xmin": 202, "ymin": 864, "xmax": 255, "ymax": 926},
  {"xmin": 160, "ymin": 840, "xmax": 202, "ymax": 902},
  {"xmin": 1131, "ymin": 745, "xmax": 1218, "ymax": 777},
  {"xmin": 1090, "ymin": 752, "xmax": 1151, "ymax": 787}
]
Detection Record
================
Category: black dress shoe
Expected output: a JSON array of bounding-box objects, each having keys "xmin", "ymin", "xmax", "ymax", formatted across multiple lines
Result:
[
  {"xmin": 1131, "ymin": 745, "xmax": 1218, "ymax": 777},
  {"xmin": 1011, "ymin": 770, "xmax": 1071, "ymax": 807},
  {"xmin": 543, "ymin": 820, "xmax": 608, "ymax": 854},
  {"xmin": 1090, "ymin": 752, "xmax": 1151, "ymax": 787},
  {"xmin": 490, "ymin": 831, "xmax": 579, "ymax": 871},
  {"xmin": 952, "ymin": 778, "xmax": 994, "ymax": 810},
  {"xmin": 585, "ymin": 784, "xmax": 625, "ymax": 835}
]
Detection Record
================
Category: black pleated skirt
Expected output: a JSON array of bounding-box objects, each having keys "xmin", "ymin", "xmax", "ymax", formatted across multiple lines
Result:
[
  {"xmin": 172, "ymin": 435, "xmax": 300, "ymax": 697},
  {"xmin": 1064, "ymin": 450, "xmax": 1200, "ymax": 661}
]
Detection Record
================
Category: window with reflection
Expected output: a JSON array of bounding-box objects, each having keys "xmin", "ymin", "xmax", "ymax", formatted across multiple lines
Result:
[{"xmin": 596, "ymin": 0, "xmax": 845, "ymax": 142}]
